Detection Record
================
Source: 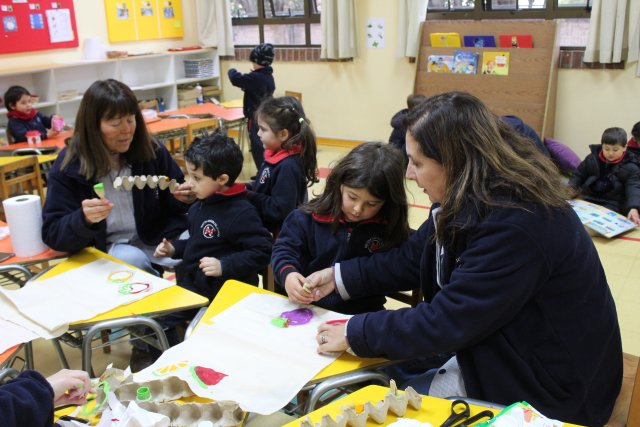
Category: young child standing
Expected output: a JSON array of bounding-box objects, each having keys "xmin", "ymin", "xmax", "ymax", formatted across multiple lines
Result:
[
  {"xmin": 272, "ymin": 142, "xmax": 410, "ymax": 314},
  {"xmin": 228, "ymin": 43, "xmax": 276, "ymax": 171},
  {"xmin": 569, "ymin": 127, "xmax": 640, "ymax": 226},
  {"xmin": 247, "ymin": 95, "xmax": 318, "ymax": 235},
  {"xmin": 3, "ymin": 85, "xmax": 61, "ymax": 143}
]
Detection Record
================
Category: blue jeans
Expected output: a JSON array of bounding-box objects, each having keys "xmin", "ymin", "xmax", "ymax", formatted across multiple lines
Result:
[{"xmin": 108, "ymin": 243, "xmax": 159, "ymax": 276}]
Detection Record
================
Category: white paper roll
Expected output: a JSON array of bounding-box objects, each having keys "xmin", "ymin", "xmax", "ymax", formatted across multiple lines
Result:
[
  {"xmin": 2, "ymin": 195, "xmax": 47, "ymax": 257},
  {"xmin": 82, "ymin": 36, "xmax": 105, "ymax": 60}
]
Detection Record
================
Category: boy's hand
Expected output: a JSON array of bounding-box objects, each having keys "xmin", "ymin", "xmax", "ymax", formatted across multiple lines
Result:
[
  {"xmin": 82, "ymin": 198, "xmax": 113, "ymax": 225},
  {"xmin": 284, "ymin": 272, "xmax": 314, "ymax": 305},
  {"xmin": 154, "ymin": 238, "xmax": 175, "ymax": 258},
  {"xmin": 200, "ymin": 257, "xmax": 222, "ymax": 277},
  {"xmin": 628, "ymin": 208, "xmax": 640, "ymax": 226}
]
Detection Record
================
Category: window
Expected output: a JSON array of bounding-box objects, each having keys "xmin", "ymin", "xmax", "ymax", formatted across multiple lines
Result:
[
  {"xmin": 426, "ymin": 0, "xmax": 591, "ymax": 19},
  {"xmin": 230, "ymin": 0, "xmax": 321, "ymax": 47}
]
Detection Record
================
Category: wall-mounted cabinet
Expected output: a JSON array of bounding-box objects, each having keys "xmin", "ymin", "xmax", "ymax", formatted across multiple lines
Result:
[{"xmin": 0, "ymin": 48, "xmax": 220, "ymax": 128}]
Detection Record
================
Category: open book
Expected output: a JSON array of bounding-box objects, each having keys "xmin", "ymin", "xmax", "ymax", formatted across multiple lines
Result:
[{"xmin": 570, "ymin": 199, "xmax": 637, "ymax": 238}]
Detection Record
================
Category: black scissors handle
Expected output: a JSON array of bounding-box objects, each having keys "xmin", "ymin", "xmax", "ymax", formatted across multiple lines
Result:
[
  {"xmin": 458, "ymin": 409, "xmax": 495, "ymax": 427},
  {"xmin": 440, "ymin": 399, "xmax": 471, "ymax": 427}
]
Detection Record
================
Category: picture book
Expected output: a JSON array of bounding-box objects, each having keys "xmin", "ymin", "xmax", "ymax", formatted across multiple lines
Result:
[
  {"xmin": 452, "ymin": 50, "xmax": 479, "ymax": 74},
  {"xmin": 569, "ymin": 199, "xmax": 637, "ymax": 238},
  {"xmin": 499, "ymin": 34, "xmax": 533, "ymax": 48},
  {"xmin": 427, "ymin": 55, "xmax": 454, "ymax": 73},
  {"xmin": 482, "ymin": 51, "xmax": 510, "ymax": 75},
  {"xmin": 430, "ymin": 32, "xmax": 461, "ymax": 47},
  {"xmin": 463, "ymin": 35, "xmax": 496, "ymax": 48}
]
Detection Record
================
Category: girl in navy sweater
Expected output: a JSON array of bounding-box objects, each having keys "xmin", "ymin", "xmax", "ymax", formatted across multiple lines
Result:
[
  {"xmin": 3, "ymin": 85, "xmax": 61, "ymax": 143},
  {"xmin": 272, "ymin": 141, "xmax": 410, "ymax": 314},
  {"xmin": 247, "ymin": 96, "xmax": 318, "ymax": 236}
]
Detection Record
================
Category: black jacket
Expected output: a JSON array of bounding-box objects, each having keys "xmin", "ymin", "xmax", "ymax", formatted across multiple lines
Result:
[{"xmin": 228, "ymin": 66, "xmax": 275, "ymax": 119}]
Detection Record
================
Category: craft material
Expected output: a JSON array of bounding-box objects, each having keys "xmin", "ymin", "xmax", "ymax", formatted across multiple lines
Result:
[
  {"xmin": 302, "ymin": 282, "xmax": 312, "ymax": 293},
  {"xmin": 52, "ymin": 115, "xmax": 65, "ymax": 131},
  {"xmin": 2, "ymin": 195, "xmax": 47, "ymax": 257},
  {"xmin": 136, "ymin": 386, "xmax": 152, "ymax": 402},
  {"xmin": 93, "ymin": 183, "xmax": 105, "ymax": 199},
  {"xmin": 325, "ymin": 319, "xmax": 349, "ymax": 326},
  {"xmin": 25, "ymin": 130, "xmax": 41, "ymax": 145},
  {"xmin": 113, "ymin": 175, "xmax": 179, "ymax": 193}
]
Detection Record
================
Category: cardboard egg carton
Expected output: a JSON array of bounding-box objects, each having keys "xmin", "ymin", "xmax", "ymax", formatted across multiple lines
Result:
[
  {"xmin": 115, "ymin": 376, "xmax": 194, "ymax": 403},
  {"xmin": 136, "ymin": 401, "xmax": 245, "ymax": 427},
  {"xmin": 300, "ymin": 380, "xmax": 423, "ymax": 427},
  {"xmin": 113, "ymin": 175, "xmax": 179, "ymax": 192}
]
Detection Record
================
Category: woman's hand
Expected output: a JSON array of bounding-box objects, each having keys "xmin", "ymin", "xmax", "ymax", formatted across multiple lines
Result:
[
  {"xmin": 284, "ymin": 272, "xmax": 314, "ymax": 305},
  {"xmin": 628, "ymin": 208, "xmax": 640, "ymax": 226},
  {"xmin": 154, "ymin": 238, "xmax": 175, "ymax": 258},
  {"xmin": 200, "ymin": 257, "xmax": 222, "ymax": 277},
  {"xmin": 316, "ymin": 323, "xmax": 349, "ymax": 354},
  {"xmin": 46, "ymin": 369, "xmax": 93, "ymax": 407},
  {"xmin": 305, "ymin": 267, "xmax": 336, "ymax": 301},
  {"xmin": 173, "ymin": 182, "xmax": 197, "ymax": 204},
  {"xmin": 81, "ymin": 198, "xmax": 113, "ymax": 225}
]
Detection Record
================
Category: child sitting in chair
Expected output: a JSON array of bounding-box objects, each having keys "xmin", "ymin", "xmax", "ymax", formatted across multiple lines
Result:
[{"xmin": 3, "ymin": 85, "xmax": 62, "ymax": 143}]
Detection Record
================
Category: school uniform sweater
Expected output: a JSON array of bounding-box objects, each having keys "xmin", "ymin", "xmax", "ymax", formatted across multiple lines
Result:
[
  {"xmin": 7, "ymin": 111, "xmax": 52, "ymax": 143},
  {"xmin": 42, "ymin": 142, "xmax": 188, "ymax": 253},
  {"xmin": 569, "ymin": 145, "xmax": 640, "ymax": 214},
  {"xmin": 339, "ymin": 202, "xmax": 622, "ymax": 426},
  {"xmin": 247, "ymin": 147, "xmax": 306, "ymax": 234},
  {"xmin": 273, "ymin": 209, "xmax": 387, "ymax": 314},
  {"xmin": 171, "ymin": 183, "xmax": 272, "ymax": 300},
  {"xmin": 0, "ymin": 370, "xmax": 53, "ymax": 427},
  {"xmin": 227, "ymin": 66, "xmax": 275, "ymax": 120}
]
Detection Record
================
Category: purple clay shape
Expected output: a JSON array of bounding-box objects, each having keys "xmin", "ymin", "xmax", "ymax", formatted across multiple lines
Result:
[{"xmin": 280, "ymin": 308, "xmax": 314, "ymax": 326}]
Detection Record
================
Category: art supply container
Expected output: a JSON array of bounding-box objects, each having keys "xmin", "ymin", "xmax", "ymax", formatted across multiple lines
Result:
[{"xmin": 25, "ymin": 130, "xmax": 41, "ymax": 145}]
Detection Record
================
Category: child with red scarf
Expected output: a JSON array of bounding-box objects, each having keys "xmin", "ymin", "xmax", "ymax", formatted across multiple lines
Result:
[
  {"xmin": 3, "ymin": 85, "xmax": 61, "ymax": 143},
  {"xmin": 569, "ymin": 126, "xmax": 640, "ymax": 225}
]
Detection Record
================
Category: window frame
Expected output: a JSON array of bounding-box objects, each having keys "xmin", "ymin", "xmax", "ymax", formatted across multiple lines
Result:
[
  {"xmin": 425, "ymin": 0, "xmax": 591, "ymax": 20},
  {"xmin": 231, "ymin": 0, "xmax": 321, "ymax": 47}
]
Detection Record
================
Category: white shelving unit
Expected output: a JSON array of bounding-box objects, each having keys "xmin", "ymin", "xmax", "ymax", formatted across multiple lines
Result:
[{"xmin": 0, "ymin": 47, "xmax": 220, "ymax": 128}]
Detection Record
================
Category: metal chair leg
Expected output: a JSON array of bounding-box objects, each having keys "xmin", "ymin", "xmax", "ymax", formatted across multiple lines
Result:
[
  {"xmin": 51, "ymin": 339, "xmax": 70, "ymax": 369},
  {"xmin": 184, "ymin": 307, "xmax": 208, "ymax": 340},
  {"xmin": 24, "ymin": 341, "xmax": 34, "ymax": 370},
  {"xmin": 0, "ymin": 367, "xmax": 20, "ymax": 383}
]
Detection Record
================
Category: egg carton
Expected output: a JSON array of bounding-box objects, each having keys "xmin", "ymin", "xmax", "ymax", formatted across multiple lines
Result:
[
  {"xmin": 113, "ymin": 175, "xmax": 179, "ymax": 192},
  {"xmin": 299, "ymin": 380, "xmax": 423, "ymax": 427},
  {"xmin": 136, "ymin": 401, "xmax": 245, "ymax": 427},
  {"xmin": 115, "ymin": 376, "xmax": 194, "ymax": 403}
]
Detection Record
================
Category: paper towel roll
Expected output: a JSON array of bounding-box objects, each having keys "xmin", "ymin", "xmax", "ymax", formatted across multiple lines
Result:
[{"xmin": 2, "ymin": 195, "xmax": 47, "ymax": 257}]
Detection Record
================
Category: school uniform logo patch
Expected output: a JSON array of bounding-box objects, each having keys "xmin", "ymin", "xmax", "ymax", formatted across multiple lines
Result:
[
  {"xmin": 364, "ymin": 237, "xmax": 383, "ymax": 253},
  {"xmin": 200, "ymin": 219, "xmax": 220, "ymax": 239},
  {"xmin": 259, "ymin": 167, "xmax": 271, "ymax": 184}
]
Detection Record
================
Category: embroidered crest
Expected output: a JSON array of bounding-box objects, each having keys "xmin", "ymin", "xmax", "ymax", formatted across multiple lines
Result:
[
  {"xmin": 259, "ymin": 167, "xmax": 271, "ymax": 184},
  {"xmin": 364, "ymin": 237, "xmax": 383, "ymax": 253},
  {"xmin": 200, "ymin": 219, "xmax": 220, "ymax": 239}
]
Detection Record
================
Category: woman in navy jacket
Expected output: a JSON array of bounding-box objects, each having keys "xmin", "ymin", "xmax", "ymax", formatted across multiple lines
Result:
[
  {"xmin": 307, "ymin": 92, "xmax": 622, "ymax": 426},
  {"xmin": 41, "ymin": 79, "xmax": 193, "ymax": 273}
]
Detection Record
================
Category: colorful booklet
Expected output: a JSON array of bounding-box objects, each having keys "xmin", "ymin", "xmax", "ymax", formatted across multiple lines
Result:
[
  {"xmin": 430, "ymin": 32, "xmax": 461, "ymax": 47},
  {"xmin": 463, "ymin": 35, "xmax": 496, "ymax": 48},
  {"xmin": 570, "ymin": 199, "xmax": 637, "ymax": 238},
  {"xmin": 427, "ymin": 55, "xmax": 454, "ymax": 73},
  {"xmin": 452, "ymin": 50, "xmax": 479, "ymax": 74},
  {"xmin": 499, "ymin": 34, "xmax": 533, "ymax": 48},
  {"xmin": 481, "ymin": 51, "xmax": 510, "ymax": 75}
]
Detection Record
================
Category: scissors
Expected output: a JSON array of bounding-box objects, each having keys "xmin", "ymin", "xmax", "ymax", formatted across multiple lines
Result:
[{"xmin": 439, "ymin": 399, "xmax": 494, "ymax": 427}]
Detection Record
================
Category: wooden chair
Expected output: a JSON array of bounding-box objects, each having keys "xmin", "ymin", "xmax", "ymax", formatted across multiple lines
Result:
[
  {"xmin": 173, "ymin": 119, "xmax": 219, "ymax": 169},
  {"xmin": 605, "ymin": 352, "xmax": 640, "ymax": 426},
  {"xmin": 285, "ymin": 90, "xmax": 303, "ymax": 103},
  {"xmin": 0, "ymin": 156, "xmax": 45, "ymax": 221}
]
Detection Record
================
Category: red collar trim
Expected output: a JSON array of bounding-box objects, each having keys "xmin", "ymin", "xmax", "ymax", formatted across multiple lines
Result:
[
  {"xmin": 599, "ymin": 150, "xmax": 625, "ymax": 164},
  {"xmin": 311, "ymin": 212, "xmax": 386, "ymax": 225},
  {"xmin": 265, "ymin": 145, "xmax": 302, "ymax": 164},
  {"xmin": 218, "ymin": 183, "xmax": 246, "ymax": 196},
  {"xmin": 7, "ymin": 109, "xmax": 37, "ymax": 121}
]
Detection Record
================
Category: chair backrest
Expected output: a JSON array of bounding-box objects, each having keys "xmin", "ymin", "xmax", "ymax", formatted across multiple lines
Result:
[
  {"xmin": 186, "ymin": 119, "xmax": 218, "ymax": 147},
  {"xmin": 285, "ymin": 90, "xmax": 303, "ymax": 103},
  {"xmin": 0, "ymin": 156, "xmax": 45, "ymax": 221},
  {"xmin": 605, "ymin": 352, "xmax": 639, "ymax": 427}
]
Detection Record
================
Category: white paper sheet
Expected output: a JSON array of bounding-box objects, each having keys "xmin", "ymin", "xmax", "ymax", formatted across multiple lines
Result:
[
  {"xmin": 0, "ymin": 318, "xmax": 38, "ymax": 353},
  {"xmin": 46, "ymin": 8, "xmax": 74, "ymax": 43},
  {"xmin": 134, "ymin": 294, "xmax": 349, "ymax": 414},
  {"xmin": 0, "ymin": 258, "xmax": 174, "ymax": 331}
]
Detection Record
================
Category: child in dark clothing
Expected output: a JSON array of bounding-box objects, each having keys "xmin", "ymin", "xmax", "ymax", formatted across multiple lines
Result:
[
  {"xmin": 247, "ymin": 96, "xmax": 318, "ymax": 236},
  {"xmin": 628, "ymin": 121, "xmax": 640, "ymax": 154},
  {"xmin": 272, "ymin": 141, "xmax": 410, "ymax": 314},
  {"xmin": 389, "ymin": 94, "xmax": 427, "ymax": 166},
  {"xmin": 569, "ymin": 127, "xmax": 640, "ymax": 226},
  {"xmin": 3, "ymin": 85, "xmax": 62, "ymax": 143},
  {"xmin": 228, "ymin": 43, "xmax": 276, "ymax": 171}
]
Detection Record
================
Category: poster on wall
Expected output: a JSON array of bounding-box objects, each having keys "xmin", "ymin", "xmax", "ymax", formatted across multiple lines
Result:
[
  {"xmin": 366, "ymin": 17, "xmax": 385, "ymax": 49},
  {"xmin": 105, "ymin": 0, "xmax": 183, "ymax": 43}
]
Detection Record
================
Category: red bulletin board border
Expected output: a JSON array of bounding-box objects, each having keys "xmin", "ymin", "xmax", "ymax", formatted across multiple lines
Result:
[{"xmin": 0, "ymin": 0, "xmax": 78, "ymax": 54}]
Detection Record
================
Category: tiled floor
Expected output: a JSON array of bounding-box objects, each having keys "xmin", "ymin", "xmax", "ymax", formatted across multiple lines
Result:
[{"xmin": 13, "ymin": 143, "xmax": 640, "ymax": 381}]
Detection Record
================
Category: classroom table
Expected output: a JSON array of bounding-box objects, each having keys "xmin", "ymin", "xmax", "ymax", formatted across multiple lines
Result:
[
  {"xmin": 284, "ymin": 385, "xmax": 584, "ymax": 427},
  {"xmin": 0, "ymin": 220, "xmax": 66, "ymax": 267},
  {"xmin": 146, "ymin": 116, "xmax": 206, "ymax": 154},
  {"xmin": 0, "ymin": 344, "xmax": 23, "ymax": 369},
  {"xmin": 0, "ymin": 130, "xmax": 72, "ymax": 156}
]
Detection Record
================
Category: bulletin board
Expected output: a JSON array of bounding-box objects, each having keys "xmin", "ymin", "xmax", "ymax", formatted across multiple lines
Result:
[
  {"xmin": 104, "ymin": 0, "xmax": 183, "ymax": 43},
  {"xmin": 0, "ymin": 0, "xmax": 78, "ymax": 54}
]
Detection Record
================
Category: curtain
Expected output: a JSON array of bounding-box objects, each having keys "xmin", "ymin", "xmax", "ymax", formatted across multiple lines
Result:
[
  {"xmin": 584, "ymin": 0, "xmax": 628, "ymax": 63},
  {"xmin": 321, "ymin": 0, "xmax": 358, "ymax": 59},
  {"xmin": 194, "ymin": 0, "xmax": 235, "ymax": 56},
  {"xmin": 396, "ymin": 0, "xmax": 428, "ymax": 58}
]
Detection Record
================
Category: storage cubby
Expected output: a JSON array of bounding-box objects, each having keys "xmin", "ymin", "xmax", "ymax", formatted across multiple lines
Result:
[{"xmin": 416, "ymin": 20, "xmax": 558, "ymax": 137}]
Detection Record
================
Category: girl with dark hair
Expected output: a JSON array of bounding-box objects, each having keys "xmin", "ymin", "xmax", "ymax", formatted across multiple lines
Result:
[
  {"xmin": 3, "ymin": 85, "xmax": 61, "ymax": 143},
  {"xmin": 247, "ymin": 95, "xmax": 318, "ymax": 235},
  {"xmin": 306, "ymin": 92, "xmax": 622, "ymax": 426},
  {"xmin": 42, "ymin": 79, "xmax": 194, "ymax": 274},
  {"xmin": 272, "ymin": 141, "xmax": 409, "ymax": 314}
]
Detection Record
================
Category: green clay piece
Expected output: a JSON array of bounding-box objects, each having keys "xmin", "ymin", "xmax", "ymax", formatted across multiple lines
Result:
[
  {"xmin": 136, "ymin": 386, "xmax": 151, "ymax": 401},
  {"xmin": 271, "ymin": 317, "xmax": 289, "ymax": 328},
  {"xmin": 93, "ymin": 183, "xmax": 105, "ymax": 190}
]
